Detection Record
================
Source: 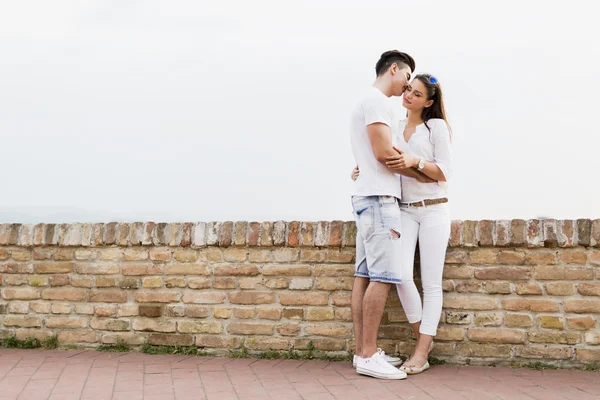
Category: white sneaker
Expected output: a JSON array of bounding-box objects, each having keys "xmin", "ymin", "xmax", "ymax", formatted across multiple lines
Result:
[
  {"xmin": 377, "ymin": 348, "xmax": 403, "ymax": 367},
  {"xmin": 356, "ymin": 353, "xmax": 407, "ymax": 380},
  {"xmin": 353, "ymin": 349, "xmax": 402, "ymax": 368}
]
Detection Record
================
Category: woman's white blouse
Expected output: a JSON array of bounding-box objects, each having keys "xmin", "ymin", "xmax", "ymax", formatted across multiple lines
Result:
[{"xmin": 395, "ymin": 118, "xmax": 452, "ymax": 203}]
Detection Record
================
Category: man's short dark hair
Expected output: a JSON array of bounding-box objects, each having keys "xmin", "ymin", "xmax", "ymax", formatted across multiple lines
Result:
[{"xmin": 375, "ymin": 50, "xmax": 416, "ymax": 77}]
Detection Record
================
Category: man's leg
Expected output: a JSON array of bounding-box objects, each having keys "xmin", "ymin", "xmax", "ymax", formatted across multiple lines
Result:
[
  {"xmin": 361, "ymin": 281, "xmax": 391, "ymax": 358},
  {"xmin": 351, "ymin": 276, "xmax": 370, "ymax": 357}
]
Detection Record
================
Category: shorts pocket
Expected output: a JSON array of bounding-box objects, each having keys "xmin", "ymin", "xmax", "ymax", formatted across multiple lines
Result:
[{"xmin": 355, "ymin": 205, "xmax": 375, "ymax": 240}]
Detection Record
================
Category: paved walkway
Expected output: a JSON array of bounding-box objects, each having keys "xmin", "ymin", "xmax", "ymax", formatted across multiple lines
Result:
[{"xmin": 0, "ymin": 349, "xmax": 599, "ymax": 400}]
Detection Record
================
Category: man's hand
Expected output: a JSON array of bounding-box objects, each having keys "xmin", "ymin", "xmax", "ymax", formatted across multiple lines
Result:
[
  {"xmin": 385, "ymin": 146, "xmax": 419, "ymax": 170},
  {"xmin": 351, "ymin": 166, "xmax": 359, "ymax": 181}
]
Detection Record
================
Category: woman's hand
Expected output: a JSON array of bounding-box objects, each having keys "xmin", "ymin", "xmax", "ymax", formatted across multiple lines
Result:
[
  {"xmin": 386, "ymin": 147, "xmax": 419, "ymax": 171},
  {"xmin": 351, "ymin": 166, "xmax": 359, "ymax": 181}
]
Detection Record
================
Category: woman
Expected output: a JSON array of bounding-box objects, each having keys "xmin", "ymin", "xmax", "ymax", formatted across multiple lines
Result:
[{"xmin": 351, "ymin": 74, "xmax": 452, "ymax": 375}]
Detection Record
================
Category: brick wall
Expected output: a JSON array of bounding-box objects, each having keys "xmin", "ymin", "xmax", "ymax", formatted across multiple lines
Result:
[{"xmin": 0, "ymin": 220, "xmax": 599, "ymax": 367}]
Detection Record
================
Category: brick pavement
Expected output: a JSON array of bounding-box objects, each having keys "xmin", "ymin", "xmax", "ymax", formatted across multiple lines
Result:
[{"xmin": 0, "ymin": 348, "xmax": 599, "ymax": 400}]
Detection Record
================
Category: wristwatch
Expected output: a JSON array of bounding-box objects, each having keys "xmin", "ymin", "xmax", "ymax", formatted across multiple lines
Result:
[{"xmin": 417, "ymin": 158, "xmax": 425, "ymax": 171}]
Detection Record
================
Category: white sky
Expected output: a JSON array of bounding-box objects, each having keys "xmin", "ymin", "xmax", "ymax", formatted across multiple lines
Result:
[{"xmin": 1, "ymin": 0, "xmax": 599, "ymax": 223}]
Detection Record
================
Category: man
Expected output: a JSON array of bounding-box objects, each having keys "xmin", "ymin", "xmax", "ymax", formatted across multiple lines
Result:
[{"xmin": 350, "ymin": 50, "xmax": 431, "ymax": 380}]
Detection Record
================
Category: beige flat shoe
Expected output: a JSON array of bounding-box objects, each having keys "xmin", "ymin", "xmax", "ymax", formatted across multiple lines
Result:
[{"xmin": 399, "ymin": 361, "xmax": 430, "ymax": 375}]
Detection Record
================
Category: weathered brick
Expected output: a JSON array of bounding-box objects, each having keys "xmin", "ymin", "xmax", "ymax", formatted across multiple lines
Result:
[
  {"xmin": 166, "ymin": 305, "xmax": 184, "ymax": 317},
  {"xmin": 35, "ymin": 262, "xmax": 74, "ymax": 274},
  {"xmin": 260, "ymin": 222, "xmax": 274, "ymax": 247},
  {"xmin": 228, "ymin": 322, "xmax": 273, "ymax": 335},
  {"xmin": 165, "ymin": 264, "xmax": 208, "ymax": 275},
  {"xmin": 135, "ymin": 291, "xmax": 179, "ymax": 303},
  {"xmin": 282, "ymin": 308, "xmax": 304, "ymax": 320},
  {"xmin": 129, "ymin": 222, "xmax": 144, "ymax": 246},
  {"xmin": 91, "ymin": 223, "xmax": 104, "ymax": 246},
  {"xmin": 46, "ymin": 317, "xmax": 88, "ymax": 329},
  {"xmin": 475, "ymin": 266, "xmax": 530, "ymax": 280},
  {"xmin": 463, "ymin": 221, "xmax": 477, "ymax": 247},
  {"xmin": 214, "ymin": 265, "xmax": 258, "ymax": 276},
  {"xmin": 306, "ymin": 308, "xmax": 334, "ymax": 321},
  {"xmin": 525, "ymin": 251, "xmax": 557, "ymax": 265},
  {"xmin": 287, "ymin": 221, "xmax": 301, "ymax": 247},
  {"xmin": 247, "ymin": 222, "xmax": 260, "ymax": 246},
  {"xmin": 11, "ymin": 249, "xmax": 31, "ymax": 262},
  {"xmin": 477, "ymin": 220, "xmax": 493, "ymax": 246},
  {"xmin": 224, "ymin": 248, "xmax": 248, "ymax": 262},
  {"xmin": 528, "ymin": 332, "xmax": 580, "ymax": 345},
  {"xmin": 265, "ymin": 278, "xmax": 288, "ymax": 289},
  {"xmin": 305, "ymin": 324, "xmax": 352, "ymax": 338},
  {"xmin": 3, "ymin": 315, "xmax": 42, "ymax": 328},
  {"xmin": 271, "ymin": 248, "xmax": 299, "ymax": 263},
  {"xmin": 496, "ymin": 251, "xmax": 525, "ymax": 265},
  {"xmin": 192, "ymin": 222, "xmax": 206, "ymax": 248},
  {"xmin": 51, "ymin": 303, "xmax": 72, "ymax": 314},
  {"xmin": 332, "ymin": 292, "xmax": 351, "ymax": 307},
  {"xmin": 328, "ymin": 221, "xmax": 343, "ymax": 247},
  {"xmin": 232, "ymin": 221, "xmax": 247, "ymax": 246},
  {"xmin": 229, "ymin": 292, "xmax": 275, "ymax": 305},
  {"xmin": 341, "ymin": 221, "xmax": 356, "ymax": 248},
  {"xmin": 443, "ymin": 296, "xmax": 497, "ymax": 310},
  {"xmin": 538, "ymin": 316, "xmax": 564, "ymax": 329},
  {"xmin": 97, "ymin": 248, "xmax": 123, "ymax": 261},
  {"xmin": 238, "ymin": 277, "xmax": 263, "ymax": 290},
  {"xmin": 185, "ymin": 306, "xmax": 209, "ymax": 318},
  {"xmin": 313, "ymin": 265, "xmax": 353, "ymax": 277},
  {"xmin": 578, "ymin": 219, "xmax": 592, "ymax": 247},
  {"xmin": 534, "ymin": 266, "xmax": 565, "ymax": 280},
  {"xmin": 182, "ymin": 292, "xmax": 226, "ymax": 304},
  {"xmin": 558, "ymin": 220, "xmax": 576, "ymax": 247},
  {"xmin": 233, "ymin": 308, "xmax": 256, "ymax": 319},
  {"xmin": 124, "ymin": 248, "xmax": 149, "ymax": 261},
  {"xmin": 257, "ymin": 308, "xmax": 282, "ymax": 320},
  {"xmin": 71, "ymin": 277, "xmax": 93, "ymax": 288},
  {"xmin": 277, "ymin": 324, "xmax": 301, "ymax": 336},
  {"xmin": 188, "ymin": 278, "xmax": 211, "ymax": 290},
  {"xmin": 469, "ymin": 250, "xmax": 496, "ymax": 265},
  {"xmin": 138, "ymin": 305, "xmax": 162, "ymax": 318},
  {"xmin": 58, "ymin": 331, "xmax": 97, "ymax": 344},
  {"xmin": 280, "ymin": 292, "xmax": 329, "ymax": 306},
  {"xmin": 196, "ymin": 335, "xmax": 240, "ymax": 349},
  {"xmin": 7, "ymin": 302, "xmax": 29, "ymax": 314},
  {"xmin": 334, "ymin": 308, "xmax": 352, "ymax": 321},
  {"xmin": 558, "ymin": 251, "xmax": 587, "ymax": 264},
  {"xmin": 49, "ymin": 275, "xmax": 70, "ymax": 287},
  {"xmin": 155, "ymin": 223, "xmax": 169, "ymax": 245},
  {"xmin": 449, "ymin": 220, "xmax": 462, "ymax": 247},
  {"xmin": 446, "ymin": 311, "xmax": 472, "ymax": 325},
  {"xmin": 42, "ymin": 288, "xmax": 85, "ymax": 301},
  {"xmin": 214, "ymin": 277, "xmax": 237, "ymax": 289},
  {"xmin": 289, "ymin": 278, "xmax": 313, "ymax": 290},
  {"xmin": 212, "ymin": 308, "xmax": 231, "ymax": 319},
  {"xmin": 95, "ymin": 305, "xmax": 117, "ymax": 317},
  {"xmin": 515, "ymin": 346, "xmax": 572, "ymax": 360},
  {"xmin": 117, "ymin": 305, "xmax": 138, "ymax": 317},
  {"xmin": 443, "ymin": 266, "xmax": 473, "ymax": 279},
  {"xmin": 30, "ymin": 302, "xmax": 51, "ymax": 314},
  {"xmin": 567, "ymin": 316, "xmax": 596, "ymax": 331},
  {"xmin": 76, "ymin": 264, "xmax": 119, "ymax": 275},
  {"xmin": 565, "ymin": 267, "xmax": 594, "ymax": 280},
  {"xmin": 95, "ymin": 277, "xmax": 117, "ymax": 288},
  {"xmin": 494, "ymin": 220, "xmax": 511, "ymax": 246},
  {"xmin": 315, "ymin": 221, "xmax": 329, "ymax": 247},
  {"xmin": 263, "ymin": 265, "xmax": 311, "ymax": 276},
  {"xmin": 445, "ymin": 249, "xmax": 469, "ymax": 264},
  {"xmin": 149, "ymin": 333, "xmax": 194, "ymax": 347},
  {"xmin": 543, "ymin": 219, "xmax": 558, "ymax": 247},
  {"xmin": 525, "ymin": 219, "xmax": 543, "ymax": 247},
  {"xmin": 300, "ymin": 222, "xmax": 315, "ymax": 246},
  {"xmin": 133, "ymin": 318, "xmax": 176, "ymax": 333},
  {"xmin": 15, "ymin": 329, "xmax": 54, "ymax": 342},
  {"xmin": 0, "ymin": 263, "xmax": 33, "ymax": 274},
  {"xmin": 564, "ymin": 300, "xmax": 600, "ymax": 314},
  {"xmin": 544, "ymin": 282, "xmax": 573, "ymax": 296},
  {"xmin": 164, "ymin": 277, "xmax": 185, "ymax": 288},
  {"xmin": 457, "ymin": 343, "xmax": 512, "ymax": 358},
  {"xmin": 102, "ymin": 332, "xmax": 146, "ymax": 345},
  {"xmin": 174, "ymin": 250, "xmax": 197, "ymax": 263},
  {"xmin": 436, "ymin": 327, "xmax": 464, "ymax": 341},
  {"xmin": 88, "ymin": 291, "xmax": 127, "ymax": 303},
  {"xmin": 515, "ymin": 282, "xmax": 542, "ymax": 295},
  {"xmin": 142, "ymin": 277, "xmax": 162, "ymax": 288},
  {"xmin": 455, "ymin": 281, "xmax": 483, "ymax": 293},
  {"xmin": 578, "ymin": 283, "xmax": 600, "ymax": 296},
  {"xmin": 585, "ymin": 332, "xmax": 600, "ymax": 345},
  {"xmin": 33, "ymin": 224, "xmax": 46, "ymax": 246},
  {"xmin": 576, "ymin": 349, "xmax": 600, "ymax": 361},
  {"xmin": 3, "ymin": 275, "xmax": 28, "ymax": 286},
  {"xmin": 122, "ymin": 264, "xmax": 163, "ymax": 276},
  {"xmin": 474, "ymin": 312, "xmax": 503, "ymax": 327},
  {"xmin": 245, "ymin": 337, "xmax": 292, "ymax": 350},
  {"xmin": 149, "ymin": 248, "xmax": 171, "ymax": 261},
  {"xmin": 502, "ymin": 299, "xmax": 559, "ymax": 312}
]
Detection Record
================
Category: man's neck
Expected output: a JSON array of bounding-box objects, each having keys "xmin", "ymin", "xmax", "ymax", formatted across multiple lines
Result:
[{"xmin": 373, "ymin": 79, "xmax": 393, "ymax": 97}]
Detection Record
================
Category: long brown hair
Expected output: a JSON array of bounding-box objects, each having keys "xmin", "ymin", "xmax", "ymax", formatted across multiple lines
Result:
[{"xmin": 413, "ymin": 74, "xmax": 451, "ymax": 138}]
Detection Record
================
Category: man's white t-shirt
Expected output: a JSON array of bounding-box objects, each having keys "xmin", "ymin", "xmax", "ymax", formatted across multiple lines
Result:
[{"xmin": 350, "ymin": 87, "xmax": 402, "ymax": 199}]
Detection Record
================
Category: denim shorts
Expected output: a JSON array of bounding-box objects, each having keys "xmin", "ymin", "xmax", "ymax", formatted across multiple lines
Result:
[{"xmin": 352, "ymin": 195, "xmax": 402, "ymax": 284}]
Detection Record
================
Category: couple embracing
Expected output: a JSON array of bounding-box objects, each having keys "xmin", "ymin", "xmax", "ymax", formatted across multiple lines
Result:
[{"xmin": 349, "ymin": 50, "xmax": 453, "ymax": 380}]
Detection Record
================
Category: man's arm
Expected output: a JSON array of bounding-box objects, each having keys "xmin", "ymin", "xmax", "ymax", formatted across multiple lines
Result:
[
  {"xmin": 366, "ymin": 123, "xmax": 403, "ymax": 174},
  {"xmin": 392, "ymin": 166, "xmax": 437, "ymax": 183}
]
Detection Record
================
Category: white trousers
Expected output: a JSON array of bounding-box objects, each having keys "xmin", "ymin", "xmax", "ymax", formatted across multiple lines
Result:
[{"xmin": 395, "ymin": 203, "xmax": 450, "ymax": 336}]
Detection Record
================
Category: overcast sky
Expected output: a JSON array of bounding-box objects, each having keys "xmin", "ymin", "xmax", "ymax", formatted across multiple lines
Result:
[{"xmin": 1, "ymin": 0, "xmax": 599, "ymax": 223}]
